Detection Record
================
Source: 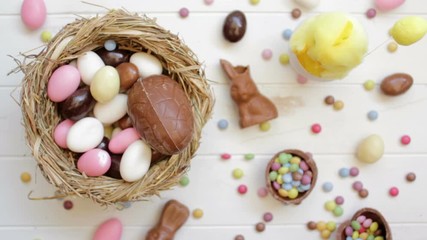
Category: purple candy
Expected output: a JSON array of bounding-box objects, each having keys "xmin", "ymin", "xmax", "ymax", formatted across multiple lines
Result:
[
  {"xmin": 345, "ymin": 226, "xmax": 353, "ymax": 236},
  {"xmin": 301, "ymin": 175, "xmax": 311, "ymax": 185},
  {"xmin": 357, "ymin": 215, "xmax": 366, "ymax": 223},
  {"xmin": 363, "ymin": 218, "xmax": 373, "ymax": 228},
  {"xmin": 305, "ymin": 170, "xmax": 313, "ymax": 178},
  {"xmin": 352, "ymin": 181, "xmax": 363, "ymax": 191},
  {"xmin": 366, "ymin": 8, "xmax": 376, "ymax": 19},
  {"xmin": 263, "ymin": 212, "xmax": 273, "ymax": 222},
  {"xmin": 272, "ymin": 181, "xmax": 281, "ymax": 190},
  {"xmin": 349, "ymin": 167, "xmax": 359, "ymax": 177},
  {"xmin": 271, "ymin": 162, "xmax": 281, "ymax": 171},
  {"xmin": 299, "ymin": 161, "xmax": 309, "ymax": 171},
  {"xmin": 335, "ymin": 196, "xmax": 345, "ymax": 205}
]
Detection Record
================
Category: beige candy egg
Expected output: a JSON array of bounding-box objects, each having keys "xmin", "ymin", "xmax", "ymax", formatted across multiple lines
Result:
[
  {"xmin": 90, "ymin": 66, "xmax": 120, "ymax": 103},
  {"xmin": 356, "ymin": 134, "xmax": 384, "ymax": 163}
]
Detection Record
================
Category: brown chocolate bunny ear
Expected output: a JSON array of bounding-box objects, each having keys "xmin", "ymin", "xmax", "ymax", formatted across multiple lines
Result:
[{"xmin": 146, "ymin": 200, "xmax": 189, "ymax": 240}]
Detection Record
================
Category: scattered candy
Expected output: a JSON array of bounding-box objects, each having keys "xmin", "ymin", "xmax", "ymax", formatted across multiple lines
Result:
[
  {"xmin": 381, "ymin": 73, "xmax": 413, "ymax": 96},
  {"xmin": 339, "ymin": 168, "xmax": 350, "ymax": 178},
  {"xmin": 192, "ymin": 208, "xmax": 204, "ymax": 219},
  {"xmin": 297, "ymin": 74, "xmax": 308, "ymax": 84},
  {"xmin": 400, "ymin": 135, "xmax": 411, "ymax": 145},
  {"xmin": 41, "ymin": 30, "xmax": 52, "ymax": 43},
  {"xmin": 104, "ymin": 40, "xmax": 117, "ymax": 51},
  {"xmin": 282, "ymin": 29, "xmax": 293, "ymax": 40},
  {"xmin": 291, "ymin": 8, "xmax": 302, "ymax": 19},
  {"xmin": 367, "ymin": 110, "xmax": 379, "ymax": 121},
  {"xmin": 250, "ymin": 0, "xmax": 260, "ymax": 5},
  {"xmin": 325, "ymin": 200, "xmax": 337, "ymax": 211},
  {"xmin": 93, "ymin": 218, "xmax": 123, "ymax": 240},
  {"xmin": 356, "ymin": 134, "xmax": 385, "ymax": 163},
  {"xmin": 21, "ymin": 0, "xmax": 46, "ymax": 30},
  {"xmin": 321, "ymin": 229, "xmax": 332, "ymax": 239},
  {"xmin": 359, "ymin": 188, "xmax": 369, "ymax": 198},
  {"xmin": 244, "ymin": 153, "xmax": 255, "ymax": 160},
  {"xmin": 366, "ymin": 8, "xmax": 377, "ymax": 19},
  {"xmin": 263, "ymin": 212, "xmax": 273, "ymax": 222},
  {"xmin": 333, "ymin": 100, "xmax": 344, "ymax": 111},
  {"xmin": 335, "ymin": 196, "xmax": 345, "ymax": 205},
  {"xmin": 333, "ymin": 206, "xmax": 344, "ymax": 217},
  {"xmin": 179, "ymin": 175, "xmax": 190, "ymax": 186},
  {"xmin": 389, "ymin": 186, "xmax": 399, "ymax": 197},
  {"xmin": 179, "ymin": 8, "xmax": 190, "ymax": 18},
  {"xmin": 316, "ymin": 221, "xmax": 326, "ymax": 231},
  {"xmin": 279, "ymin": 53, "xmax": 290, "ymax": 64},
  {"xmin": 259, "ymin": 122, "xmax": 271, "ymax": 131},
  {"xmin": 63, "ymin": 200, "xmax": 73, "ymax": 210},
  {"xmin": 255, "ymin": 222, "xmax": 265, "ymax": 232},
  {"xmin": 406, "ymin": 172, "xmax": 416, "ymax": 182},
  {"xmin": 324, "ymin": 95, "xmax": 335, "ymax": 105},
  {"xmin": 349, "ymin": 167, "xmax": 359, "ymax": 177},
  {"xmin": 307, "ymin": 221, "xmax": 317, "ymax": 230},
  {"xmin": 353, "ymin": 181, "xmax": 363, "ymax": 191},
  {"xmin": 387, "ymin": 42, "xmax": 398, "ymax": 52},
  {"xmin": 233, "ymin": 168, "xmax": 244, "ymax": 179},
  {"xmin": 262, "ymin": 49, "xmax": 273, "ymax": 60},
  {"xmin": 221, "ymin": 153, "xmax": 231, "ymax": 160},
  {"xmin": 322, "ymin": 182, "xmax": 333, "ymax": 192},
  {"xmin": 293, "ymin": 0, "xmax": 319, "ymax": 9},
  {"xmin": 204, "ymin": 0, "xmax": 214, "ymax": 5},
  {"xmin": 390, "ymin": 16, "xmax": 427, "ymax": 46},
  {"xmin": 234, "ymin": 235, "xmax": 245, "ymax": 240},
  {"xmin": 20, "ymin": 172, "xmax": 31, "ymax": 183},
  {"xmin": 217, "ymin": 119, "xmax": 229, "ymax": 130},
  {"xmin": 311, "ymin": 123, "xmax": 322, "ymax": 134},
  {"xmin": 257, "ymin": 187, "xmax": 269, "ymax": 197},
  {"xmin": 238, "ymin": 184, "xmax": 248, "ymax": 194},
  {"xmin": 375, "ymin": 0, "xmax": 405, "ymax": 11},
  {"xmin": 363, "ymin": 80, "xmax": 376, "ymax": 91}
]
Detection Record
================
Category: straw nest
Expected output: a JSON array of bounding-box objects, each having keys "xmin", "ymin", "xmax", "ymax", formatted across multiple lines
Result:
[{"xmin": 19, "ymin": 9, "xmax": 213, "ymax": 205}]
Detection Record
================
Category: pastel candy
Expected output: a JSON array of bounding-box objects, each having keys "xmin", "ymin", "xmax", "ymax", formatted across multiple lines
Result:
[
  {"xmin": 48, "ymin": 65, "xmax": 81, "ymax": 102},
  {"xmin": 77, "ymin": 149, "xmax": 111, "ymax": 177},
  {"xmin": 120, "ymin": 140, "xmax": 152, "ymax": 182},
  {"xmin": 293, "ymin": 0, "xmax": 319, "ymax": 9},
  {"xmin": 93, "ymin": 94, "xmax": 128, "ymax": 125},
  {"xmin": 67, "ymin": 117, "xmax": 104, "ymax": 153},
  {"xmin": 390, "ymin": 16, "xmax": 427, "ymax": 46},
  {"xmin": 129, "ymin": 52, "xmax": 163, "ymax": 78},
  {"xmin": 375, "ymin": 0, "xmax": 405, "ymax": 11},
  {"xmin": 53, "ymin": 119, "xmax": 74, "ymax": 149},
  {"xmin": 90, "ymin": 66, "xmax": 120, "ymax": 103},
  {"xmin": 93, "ymin": 218, "xmax": 123, "ymax": 240},
  {"xmin": 356, "ymin": 134, "xmax": 384, "ymax": 163},
  {"xmin": 77, "ymin": 51, "xmax": 105, "ymax": 85},
  {"xmin": 108, "ymin": 128, "xmax": 140, "ymax": 154},
  {"xmin": 21, "ymin": 0, "xmax": 46, "ymax": 30}
]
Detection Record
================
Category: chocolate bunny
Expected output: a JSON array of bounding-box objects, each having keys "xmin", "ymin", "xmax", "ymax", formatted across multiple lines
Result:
[
  {"xmin": 145, "ymin": 200, "xmax": 190, "ymax": 240},
  {"xmin": 220, "ymin": 59, "xmax": 278, "ymax": 128}
]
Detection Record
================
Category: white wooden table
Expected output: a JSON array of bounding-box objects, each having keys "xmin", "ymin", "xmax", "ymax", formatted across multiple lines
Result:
[{"xmin": 1, "ymin": 0, "xmax": 427, "ymax": 239}]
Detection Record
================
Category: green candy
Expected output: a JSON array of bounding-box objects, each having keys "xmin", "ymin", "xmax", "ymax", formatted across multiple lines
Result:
[
  {"xmin": 279, "ymin": 153, "xmax": 292, "ymax": 164},
  {"xmin": 289, "ymin": 163, "xmax": 299, "ymax": 172},
  {"xmin": 351, "ymin": 220, "xmax": 361, "ymax": 231},
  {"xmin": 333, "ymin": 206, "xmax": 344, "ymax": 217},
  {"xmin": 179, "ymin": 175, "xmax": 190, "ymax": 186},
  {"xmin": 367, "ymin": 235, "xmax": 375, "ymax": 240},
  {"xmin": 269, "ymin": 171, "xmax": 278, "ymax": 181},
  {"xmin": 244, "ymin": 153, "xmax": 255, "ymax": 160}
]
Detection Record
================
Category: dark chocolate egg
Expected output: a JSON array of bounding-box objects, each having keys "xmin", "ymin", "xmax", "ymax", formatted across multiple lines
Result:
[
  {"xmin": 380, "ymin": 73, "xmax": 413, "ymax": 96},
  {"xmin": 223, "ymin": 10, "xmax": 247, "ymax": 42},
  {"xmin": 96, "ymin": 137, "xmax": 110, "ymax": 152},
  {"xmin": 127, "ymin": 75, "xmax": 194, "ymax": 155},
  {"xmin": 59, "ymin": 87, "xmax": 95, "ymax": 121},
  {"xmin": 116, "ymin": 62, "xmax": 139, "ymax": 92},
  {"xmin": 96, "ymin": 48, "xmax": 132, "ymax": 67},
  {"xmin": 105, "ymin": 154, "xmax": 122, "ymax": 179},
  {"xmin": 117, "ymin": 114, "xmax": 133, "ymax": 129}
]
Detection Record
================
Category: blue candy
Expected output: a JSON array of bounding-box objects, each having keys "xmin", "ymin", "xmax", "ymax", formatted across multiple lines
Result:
[
  {"xmin": 322, "ymin": 181, "xmax": 333, "ymax": 192},
  {"xmin": 339, "ymin": 168, "xmax": 350, "ymax": 178},
  {"xmin": 292, "ymin": 180, "xmax": 301, "ymax": 187},
  {"xmin": 367, "ymin": 110, "xmax": 378, "ymax": 121},
  {"xmin": 282, "ymin": 183, "xmax": 293, "ymax": 190},
  {"xmin": 104, "ymin": 39, "xmax": 117, "ymax": 51},
  {"xmin": 217, "ymin": 119, "xmax": 229, "ymax": 129},
  {"xmin": 283, "ymin": 173, "xmax": 293, "ymax": 183},
  {"xmin": 282, "ymin": 29, "xmax": 293, "ymax": 40}
]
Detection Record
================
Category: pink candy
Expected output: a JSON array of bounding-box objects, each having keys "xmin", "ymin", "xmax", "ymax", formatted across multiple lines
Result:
[
  {"xmin": 93, "ymin": 218, "xmax": 123, "ymax": 240},
  {"xmin": 53, "ymin": 119, "xmax": 74, "ymax": 149},
  {"xmin": 21, "ymin": 0, "xmax": 46, "ymax": 30},
  {"xmin": 238, "ymin": 184, "xmax": 248, "ymax": 194},
  {"xmin": 375, "ymin": 0, "xmax": 405, "ymax": 11},
  {"xmin": 261, "ymin": 49, "xmax": 273, "ymax": 60},
  {"xmin": 401, "ymin": 135, "xmax": 411, "ymax": 145},
  {"xmin": 47, "ymin": 65, "xmax": 81, "ymax": 102},
  {"xmin": 77, "ymin": 149, "xmax": 111, "ymax": 177},
  {"xmin": 221, "ymin": 153, "xmax": 231, "ymax": 160},
  {"xmin": 389, "ymin": 186, "xmax": 399, "ymax": 197},
  {"xmin": 257, "ymin": 187, "xmax": 268, "ymax": 198},
  {"xmin": 108, "ymin": 128, "xmax": 140, "ymax": 154}
]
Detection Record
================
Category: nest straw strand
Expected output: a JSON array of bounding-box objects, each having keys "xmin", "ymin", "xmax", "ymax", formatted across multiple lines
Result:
[{"xmin": 20, "ymin": 9, "xmax": 213, "ymax": 205}]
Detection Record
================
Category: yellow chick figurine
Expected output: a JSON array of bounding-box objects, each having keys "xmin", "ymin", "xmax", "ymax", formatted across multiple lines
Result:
[
  {"xmin": 290, "ymin": 12, "xmax": 368, "ymax": 80},
  {"xmin": 390, "ymin": 16, "xmax": 427, "ymax": 46}
]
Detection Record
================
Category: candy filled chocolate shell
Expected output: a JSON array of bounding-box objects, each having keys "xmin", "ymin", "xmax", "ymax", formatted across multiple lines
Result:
[{"xmin": 127, "ymin": 75, "xmax": 194, "ymax": 155}]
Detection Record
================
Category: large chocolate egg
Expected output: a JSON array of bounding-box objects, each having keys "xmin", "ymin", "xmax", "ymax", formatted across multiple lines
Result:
[
  {"xmin": 59, "ymin": 87, "xmax": 96, "ymax": 121},
  {"xmin": 127, "ymin": 75, "xmax": 194, "ymax": 155}
]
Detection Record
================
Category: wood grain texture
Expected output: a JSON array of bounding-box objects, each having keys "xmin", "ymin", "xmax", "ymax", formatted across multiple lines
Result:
[{"xmin": 1, "ymin": 0, "xmax": 427, "ymax": 239}]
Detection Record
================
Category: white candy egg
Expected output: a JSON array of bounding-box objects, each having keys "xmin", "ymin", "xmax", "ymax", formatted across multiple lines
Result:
[
  {"xmin": 120, "ymin": 140, "xmax": 152, "ymax": 182},
  {"xmin": 129, "ymin": 52, "xmax": 163, "ymax": 78},
  {"xmin": 94, "ymin": 94, "xmax": 128, "ymax": 125},
  {"xmin": 66, "ymin": 117, "xmax": 104, "ymax": 153},
  {"xmin": 77, "ymin": 51, "xmax": 105, "ymax": 85},
  {"xmin": 356, "ymin": 134, "xmax": 385, "ymax": 163}
]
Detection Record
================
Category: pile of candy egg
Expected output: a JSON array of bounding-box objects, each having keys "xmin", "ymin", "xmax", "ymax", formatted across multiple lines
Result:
[
  {"xmin": 344, "ymin": 215, "xmax": 385, "ymax": 240},
  {"xmin": 268, "ymin": 152, "xmax": 312, "ymax": 199},
  {"xmin": 49, "ymin": 40, "xmax": 192, "ymax": 182}
]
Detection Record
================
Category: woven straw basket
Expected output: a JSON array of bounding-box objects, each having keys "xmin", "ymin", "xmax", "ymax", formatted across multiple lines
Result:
[{"xmin": 19, "ymin": 9, "xmax": 213, "ymax": 205}]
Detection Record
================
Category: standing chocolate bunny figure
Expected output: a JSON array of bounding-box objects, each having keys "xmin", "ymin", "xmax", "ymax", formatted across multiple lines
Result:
[{"xmin": 220, "ymin": 59, "xmax": 278, "ymax": 128}]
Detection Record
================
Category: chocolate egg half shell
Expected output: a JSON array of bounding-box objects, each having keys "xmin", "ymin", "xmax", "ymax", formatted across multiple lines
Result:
[
  {"xmin": 127, "ymin": 75, "xmax": 194, "ymax": 155},
  {"xmin": 265, "ymin": 149, "xmax": 318, "ymax": 205},
  {"xmin": 336, "ymin": 208, "xmax": 392, "ymax": 240}
]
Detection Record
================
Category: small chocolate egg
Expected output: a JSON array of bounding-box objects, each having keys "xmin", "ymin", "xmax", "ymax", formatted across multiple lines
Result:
[
  {"xmin": 93, "ymin": 218, "xmax": 123, "ymax": 240},
  {"xmin": 77, "ymin": 51, "xmax": 105, "ymax": 85},
  {"xmin": 150, "ymin": 149, "xmax": 169, "ymax": 166},
  {"xmin": 96, "ymin": 137, "xmax": 110, "ymax": 152},
  {"xmin": 116, "ymin": 62, "xmax": 139, "ymax": 92},
  {"xmin": 47, "ymin": 65, "xmax": 80, "ymax": 102},
  {"xmin": 127, "ymin": 75, "xmax": 194, "ymax": 155},
  {"xmin": 77, "ymin": 148, "xmax": 111, "ymax": 176},
  {"xmin": 96, "ymin": 48, "xmax": 132, "ymax": 67},
  {"xmin": 59, "ymin": 87, "xmax": 96, "ymax": 121},
  {"xmin": 120, "ymin": 140, "xmax": 152, "ymax": 182},
  {"xmin": 129, "ymin": 52, "xmax": 163, "ymax": 78},
  {"xmin": 90, "ymin": 66, "xmax": 120, "ymax": 103},
  {"xmin": 105, "ymin": 154, "xmax": 122, "ymax": 179},
  {"xmin": 21, "ymin": 0, "xmax": 46, "ymax": 30},
  {"xmin": 67, "ymin": 117, "xmax": 104, "ymax": 153},
  {"xmin": 93, "ymin": 94, "xmax": 128, "ymax": 125},
  {"xmin": 380, "ymin": 73, "xmax": 413, "ymax": 96},
  {"xmin": 117, "ymin": 115, "xmax": 133, "ymax": 129},
  {"xmin": 223, "ymin": 10, "xmax": 247, "ymax": 42}
]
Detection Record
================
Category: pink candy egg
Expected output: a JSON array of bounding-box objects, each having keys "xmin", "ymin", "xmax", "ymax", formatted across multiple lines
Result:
[
  {"xmin": 108, "ymin": 127, "xmax": 140, "ymax": 154},
  {"xmin": 77, "ymin": 149, "xmax": 111, "ymax": 177},
  {"xmin": 53, "ymin": 119, "xmax": 74, "ymax": 148},
  {"xmin": 375, "ymin": 0, "xmax": 405, "ymax": 11},
  {"xmin": 21, "ymin": 0, "xmax": 47, "ymax": 30},
  {"xmin": 93, "ymin": 218, "xmax": 123, "ymax": 240},
  {"xmin": 48, "ymin": 65, "xmax": 81, "ymax": 102}
]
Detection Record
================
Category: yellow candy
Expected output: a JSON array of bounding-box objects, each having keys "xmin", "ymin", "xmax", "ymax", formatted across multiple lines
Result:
[
  {"xmin": 360, "ymin": 232, "xmax": 369, "ymax": 239},
  {"xmin": 290, "ymin": 157, "xmax": 301, "ymax": 164},
  {"xmin": 333, "ymin": 100, "xmax": 344, "ymax": 111},
  {"xmin": 276, "ymin": 174, "xmax": 284, "ymax": 184},
  {"xmin": 192, "ymin": 208, "xmax": 204, "ymax": 219},
  {"xmin": 374, "ymin": 237, "xmax": 384, "ymax": 240},
  {"xmin": 352, "ymin": 231, "xmax": 359, "ymax": 239},
  {"xmin": 278, "ymin": 189, "xmax": 289, "ymax": 197},
  {"xmin": 259, "ymin": 122, "xmax": 271, "ymax": 131},
  {"xmin": 288, "ymin": 188, "xmax": 299, "ymax": 199},
  {"xmin": 387, "ymin": 42, "xmax": 398, "ymax": 52},
  {"xmin": 20, "ymin": 172, "xmax": 31, "ymax": 183},
  {"xmin": 364, "ymin": 80, "xmax": 376, "ymax": 91},
  {"xmin": 104, "ymin": 125, "xmax": 113, "ymax": 139},
  {"xmin": 324, "ymin": 200, "xmax": 336, "ymax": 211},
  {"xmin": 316, "ymin": 221, "xmax": 326, "ymax": 231},
  {"xmin": 278, "ymin": 167, "xmax": 289, "ymax": 175},
  {"xmin": 90, "ymin": 66, "xmax": 120, "ymax": 103},
  {"xmin": 279, "ymin": 53, "xmax": 290, "ymax": 65},
  {"xmin": 321, "ymin": 229, "xmax": 331, "ymax": 239},
  {"xmin": 290, "ymin": 12, "xmax": 368, "ymax": 80},
  {"xmin": 370, "ymin": 222, "xmax": 379, "ymax": 232},
  {"xmin": 390, "ymin": 16, "xmax": 427, "ymax": 46},
  {"xmin": 41, "ymin": 30, "xmax": 52, "ymax": 43},
  {"xmin": 250, "ymin": 0, "xmax": 260, "ymax": 4},
  {"xmin": 326, "ymin": 221, "xmax": 336, "ymax": 231}
]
